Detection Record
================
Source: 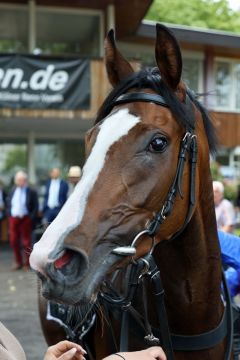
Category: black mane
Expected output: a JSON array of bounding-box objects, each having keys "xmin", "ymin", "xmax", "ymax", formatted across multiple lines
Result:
[{"xmin": 95, "ymin": 67, "xmax": 217, "ymax": 154}]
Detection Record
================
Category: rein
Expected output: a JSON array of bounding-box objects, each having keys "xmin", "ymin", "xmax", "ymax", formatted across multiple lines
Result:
[
  {"xmin": 100, "ymin": 255, "xmax": 232, "ymax": 360},
  {"xmin": 102, "ymin": 91, "xmax": 233, "ymax": 359}
]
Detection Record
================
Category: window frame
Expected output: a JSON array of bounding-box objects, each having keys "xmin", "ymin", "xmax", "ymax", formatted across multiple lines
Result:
[
  {"xmin": 213, "ymin": 57, "xmax": 240, "ymax": 113},
  {"xmin": 182, "ymin": 50, "xmax": 204, "ymax": 94},
  {"xmin": 35, "ymin": 5, "xmax": 104, "ymax": 57},
  {"xmin": 0, "ymin": 3, "xmax": 29, "ymax": 52}
]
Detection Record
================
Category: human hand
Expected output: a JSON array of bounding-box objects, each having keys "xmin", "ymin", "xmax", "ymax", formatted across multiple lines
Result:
[
  {"xmin": 103, "ymin": 346, "xmax": 167, "ymax": 360},
  {"xmin": 43, "ymin": 340, "xmax": 87, "ymax": 360}
]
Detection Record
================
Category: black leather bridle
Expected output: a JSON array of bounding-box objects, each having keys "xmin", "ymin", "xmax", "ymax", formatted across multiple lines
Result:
[
  {"xmin": 99, "ymin": 91, "xmax": 233, "ymax": 360},
  {"xmin": 111, "ymin": 91, "xmax": 197, "ymax": 253}
]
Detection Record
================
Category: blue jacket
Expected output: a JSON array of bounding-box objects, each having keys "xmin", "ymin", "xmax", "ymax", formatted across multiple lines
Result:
[
  {"xmin": 218, "ymin": 230, "xmax": 240, "ymax": 297},
  {"xmin": 43, "ymin": 179, "xmax": 68, "ymax": 213}
]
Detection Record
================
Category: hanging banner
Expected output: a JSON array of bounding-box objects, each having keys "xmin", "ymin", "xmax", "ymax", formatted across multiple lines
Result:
[{"xmin": 0, "ymin": 55, "xmax": 90, "ymax": 110}]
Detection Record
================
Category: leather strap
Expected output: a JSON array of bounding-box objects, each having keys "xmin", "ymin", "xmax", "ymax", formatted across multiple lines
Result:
[
  {"xmin": 103, "ymin": 91, "xmax": 233, "ymax": 359},
  {"xmin": 100, "ymin": 267, "xmax": 232, "ymax": 358},
  {"xmin": 147, "ymin": 131, "xmax": 197, "ymax": 237},
  {"xmin": 112, "ymin": 91, "xmax": 197, "ymax": 239},
  {"xmin": 170, "ymin": 307, "xmax": 228, "ymax": 351},
  {"xmin": 113, "ymin": 92, "xmax": 169, "ymax": 108}
]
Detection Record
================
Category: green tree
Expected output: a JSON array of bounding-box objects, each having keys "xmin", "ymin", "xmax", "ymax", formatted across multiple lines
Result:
[
  {"xmin": 210, "ymin": 161, "xmax": 223, "ymax": 181},
  {"xmin": 146, "ymin": 0, "xmax": 240, "ymax": 33},
  {"xmin": 3, "ymin": 145, "xmax": 27, "ymax": 172}
]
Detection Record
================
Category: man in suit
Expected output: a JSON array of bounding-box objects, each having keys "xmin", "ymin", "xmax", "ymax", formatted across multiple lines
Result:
[
  {"xmin": 43, "ymin": 168, "xmax": 68, "ymax": 226},
  {"xmin": 7, "ymin": 170, "xmax": 38, "ymax": 270}
]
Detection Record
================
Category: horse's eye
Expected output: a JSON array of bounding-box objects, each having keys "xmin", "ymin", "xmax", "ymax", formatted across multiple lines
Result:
[{"xmin": 148, "ymin": 136, "xmax": 168, "ymax": 153}]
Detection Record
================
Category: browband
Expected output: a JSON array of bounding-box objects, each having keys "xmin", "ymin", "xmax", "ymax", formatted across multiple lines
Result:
[{"xmin": 113, "ymin": 92, "xmax": 169, "ymax": 108}]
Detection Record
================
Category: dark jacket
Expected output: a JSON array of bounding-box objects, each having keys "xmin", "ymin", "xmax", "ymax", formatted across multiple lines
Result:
[
  {"xmin": 0, "ymin": 188, "xmax": 7, "ymax": 218},
  {"xmin": 43, "ymin": 179, "xmax": 68, "ymax": 213},
  {"xmin": 7, "ymin": 186, "xmax": 39, "ymax": 220}
]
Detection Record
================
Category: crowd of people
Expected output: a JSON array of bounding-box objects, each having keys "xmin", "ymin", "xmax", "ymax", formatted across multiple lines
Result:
[
  {"xmin": 0, "ymin": 166, "xmax": 82, "ymax": 271},
  {"xmin": 0, "ymin": 171, "xmax": 240, "ymax": 359},
  {"xmin": 0, "ymin": 166, "xmax": 239, "ymax": 272}
]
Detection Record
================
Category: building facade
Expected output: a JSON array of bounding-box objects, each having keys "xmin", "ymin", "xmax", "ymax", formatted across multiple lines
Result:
[
  {"xmin": 136, "ymin": 21, "xmax": 240, "ymax": 178},
  {"xmin": 0, "ymin": 0, "xmax": 239, "ymax": 186}
]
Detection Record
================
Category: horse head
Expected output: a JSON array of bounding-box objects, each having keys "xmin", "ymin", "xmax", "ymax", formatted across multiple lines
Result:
[{"xmin": 30, "ymin": 24, "xmax": 216, "ymax": 308}]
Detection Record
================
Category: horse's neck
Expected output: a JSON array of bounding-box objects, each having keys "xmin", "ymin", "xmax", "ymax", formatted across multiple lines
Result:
[{"xmin": 154, "ymin": 185, "xmax": 223, "ymax": 334}]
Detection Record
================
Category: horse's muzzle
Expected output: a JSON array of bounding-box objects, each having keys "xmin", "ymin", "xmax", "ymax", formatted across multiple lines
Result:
[{"xmin": 40, "ymin": 248, "xmax": 90, "ymax": 304}]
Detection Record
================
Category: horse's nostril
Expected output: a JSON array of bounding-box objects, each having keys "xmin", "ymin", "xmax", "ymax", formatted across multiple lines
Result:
[
  {"xmin": 54, "ymin": 249, "xmax": 74, "ymax": 269},
  {"xmin": 51, "ymin": 248, "xmax": 89, "ymax": 282}
]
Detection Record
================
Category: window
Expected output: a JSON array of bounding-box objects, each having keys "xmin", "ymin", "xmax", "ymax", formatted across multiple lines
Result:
[
  {"xmin": 230, "ymin": 146, "xmax": 240, "ymax": 179},
  {"xmin": 36, "ymin": 8, "xmax": 102, "ymax": 56},
  {"xmin": 215, "ymin": 62, "xmax": 231, "ymax": 108},
  {"xmin": 214, "ymin": 59, "xmax": 240, "ymax": 111},
  {"xmin": 0, "ymin": 5, "xmax": 28, "ymax": 53},
  {"xmin": 182, "ymin": 58, "xmax": 203, "ymax": 93},
  {"xmin": 235, "ymin": 64, "xmax": 240, "ymax": 111},
  {"xmin": 140, "ymin": 51, "xmax": 204, "ymax": 94},
  {"xmin": 0, "ymin": 4, "xmax": 103, "ymax": 56}
]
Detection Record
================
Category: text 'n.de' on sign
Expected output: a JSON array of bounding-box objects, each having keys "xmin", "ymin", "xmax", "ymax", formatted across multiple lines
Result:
[{"xmin": 0, "ymin": 55, "xmax": 90, "ymax": 110}]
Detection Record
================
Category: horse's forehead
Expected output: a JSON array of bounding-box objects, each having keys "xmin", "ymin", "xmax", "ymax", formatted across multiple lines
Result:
[
  {"xmin": 122, "ymin": 102, "xmax": 181, "ymax": 135},
  {"xmin": 143, "ymin": 109, "xmax": 180, "ymax": 133},
  {"xmin": 94, "ymin": 102, "xmax": 181, "ymax": 144}
]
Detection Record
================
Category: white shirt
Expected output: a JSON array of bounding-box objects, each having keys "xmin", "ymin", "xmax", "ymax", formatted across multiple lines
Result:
[
  {"xmin": 11, "ymin": 187, "xmax": 28, "ymax": 218},
  {"xmin": 47, "ymin": 179, "xmax": 60, "ymax": 209}
]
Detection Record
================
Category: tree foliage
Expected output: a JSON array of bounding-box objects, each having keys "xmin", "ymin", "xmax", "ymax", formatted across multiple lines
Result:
[
  {"xmin": 146, "ymin": 0, "xmax": 240, "ymax": 33},
  {"xmin": 3, "ymin": 145, "xmax": 27, "ymax": 172}
]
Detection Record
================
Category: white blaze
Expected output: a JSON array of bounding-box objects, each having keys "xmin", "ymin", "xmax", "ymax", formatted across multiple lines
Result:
[{"xmin": 30, "ymin": 109, "xmax": 140, "ymax": 272}]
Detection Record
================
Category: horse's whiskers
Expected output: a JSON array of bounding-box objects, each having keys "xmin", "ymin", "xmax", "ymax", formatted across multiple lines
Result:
[{"xmin": 92, "ymin": 302, "xmax": 107, "ymax": 337}]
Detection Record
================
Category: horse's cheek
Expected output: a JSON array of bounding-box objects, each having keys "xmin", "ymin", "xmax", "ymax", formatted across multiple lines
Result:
[{"xmin": 120, "ymin": 160, "xmax": 156, "ymax": 207}]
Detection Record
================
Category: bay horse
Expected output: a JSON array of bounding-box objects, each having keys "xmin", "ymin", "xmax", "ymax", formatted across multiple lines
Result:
[{"xmin": 30, "ymin": 24, "xmax": 233, "ymax": 359}]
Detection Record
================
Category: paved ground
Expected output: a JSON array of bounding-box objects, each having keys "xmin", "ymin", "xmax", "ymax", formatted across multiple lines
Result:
[
  {"xmin": 0, "ymin": 243, "xmax": 47, "ymax": 360},
  {"xmin": 1, "ymin": 241, "xmax": 240, "ymax": 360}
]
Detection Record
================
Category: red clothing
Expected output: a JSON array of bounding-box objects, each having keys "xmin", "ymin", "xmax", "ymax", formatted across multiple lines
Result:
[
  {"xmin": 7, "ymin": 185, "xmax": 38, "ymax": 267},
  {"xmin": 8, "ymin": 215, "xmax": 32, "ymax": 267}
]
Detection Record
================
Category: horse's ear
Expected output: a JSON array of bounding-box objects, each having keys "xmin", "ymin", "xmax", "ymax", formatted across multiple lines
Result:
[
  {"xmin": 155, "ymin": 24, "xmax": 182, "ymax": 91},
  {"xmin": 104, "ymin": 29, "xmax": 134, "ymax": 87}
]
